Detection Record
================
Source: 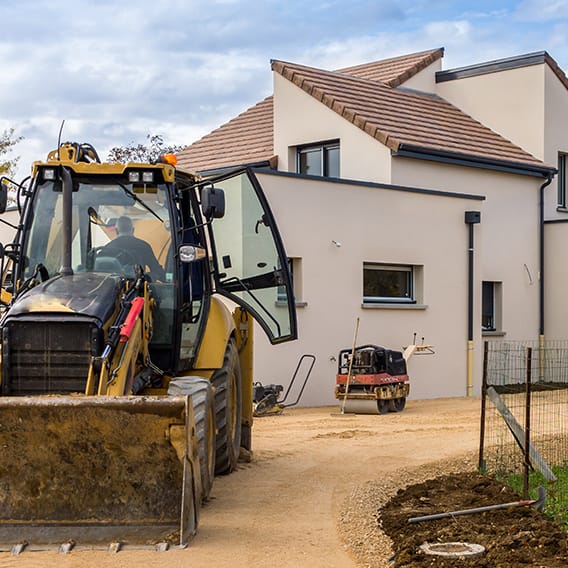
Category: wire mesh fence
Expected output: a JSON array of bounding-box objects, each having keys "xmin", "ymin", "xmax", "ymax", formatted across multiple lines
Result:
[{"xmin": 480, "ymin": 340, "xmax": 568, "ymax": 526}]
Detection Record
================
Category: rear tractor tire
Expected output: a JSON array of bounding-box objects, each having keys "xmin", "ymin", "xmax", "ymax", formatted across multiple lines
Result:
[
  {"xmin": 211, "ymin": 338, "xmax": 242, "ymax": 475},
  {"xmin": 167, "ymin": 377, "xmax": 216, "ymax": 501}
]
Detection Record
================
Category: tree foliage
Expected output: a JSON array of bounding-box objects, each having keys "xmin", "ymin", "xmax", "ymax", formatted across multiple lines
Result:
[
  {"xmin": 106, "ymin": 134, "xmax": 185, "ymax": 164},
  {"xmin": 0, "ymin": 128, "xmax": 23, "ymax": 178}
]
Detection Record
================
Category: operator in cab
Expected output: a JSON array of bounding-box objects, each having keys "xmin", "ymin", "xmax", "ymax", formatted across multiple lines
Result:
[{"xmin": 101, "ymin": 216, "xmax": 165, "ymax": 280}]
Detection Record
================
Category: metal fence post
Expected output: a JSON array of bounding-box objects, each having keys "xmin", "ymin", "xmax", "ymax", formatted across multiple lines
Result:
[
  {"xmin": 479, "ymin": 341, "xmax": 489, "ymax": 473},
  {"xmin": 523, "ymin": 347, "xmax": 532, "ymax": 499}
]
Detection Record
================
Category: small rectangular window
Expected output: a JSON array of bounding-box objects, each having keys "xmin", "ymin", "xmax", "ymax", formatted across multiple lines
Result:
[
  {"xmin": 558, "ymin": 153, "xmax": 567, "ymax": 208},
  {"xmin": 363, "ymin": 263, "xmax": 414, "ymax": 303},
  {"xmin": 482, "ymin": 282, "xmax": 495, "ymax": 331},
  {"xmin": 482, "ymin": 281, "xmax": 502, "ymax": 332},
  {"xmin": 297, "ymin": 141, "xmax": 339, "ymax": 178}
]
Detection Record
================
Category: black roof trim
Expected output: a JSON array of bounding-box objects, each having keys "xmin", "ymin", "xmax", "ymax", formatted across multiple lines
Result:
[
  {"xmin": 254, "ymin": 168, "xmax": 485, "ymax": 201},
  {"xmin": 436, "ymin": 51, "xmax": 548, "ymax": 83},
  {"xmin": 394, "ymin": 144, "xmax": 556, "ymax": 178}
]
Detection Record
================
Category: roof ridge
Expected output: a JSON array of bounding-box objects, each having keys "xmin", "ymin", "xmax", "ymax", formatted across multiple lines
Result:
[
  {"xmin": 337, "ymin": 47, "xmax": 443, "ymax": 69},
  {"xmin": 337, "ymin": 47, "xmax": 444, "ymax": 87},
  {"xmin": 271, "ymin": 58, "xmax": 398, "ymax": 90}
]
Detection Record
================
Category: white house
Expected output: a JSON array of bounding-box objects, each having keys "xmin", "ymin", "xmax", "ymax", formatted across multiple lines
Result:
[{"xmin": 178, "ymin": 48, "xmax": 566, "ymax": 406}]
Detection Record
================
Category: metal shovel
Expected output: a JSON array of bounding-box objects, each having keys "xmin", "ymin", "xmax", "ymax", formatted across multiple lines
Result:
[{"xmin": 408, "ymin": 486, "xmax": 546, "ymax": 524}]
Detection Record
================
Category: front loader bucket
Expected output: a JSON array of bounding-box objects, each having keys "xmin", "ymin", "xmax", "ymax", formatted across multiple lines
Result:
[{"xmin": 0, "ymin": 395, "xmax": 201, "ymax": 551}]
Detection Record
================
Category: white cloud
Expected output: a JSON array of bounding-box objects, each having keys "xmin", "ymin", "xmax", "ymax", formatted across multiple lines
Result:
[{"xmin": 515, "ymin": 0, "xmax": 568, "ymax": 21}]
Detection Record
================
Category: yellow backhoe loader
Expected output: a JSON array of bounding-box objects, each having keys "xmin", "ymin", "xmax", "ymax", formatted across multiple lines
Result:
[{"xmin": 0, "ymin": 142, "xmax": 297, "ymax": 552}]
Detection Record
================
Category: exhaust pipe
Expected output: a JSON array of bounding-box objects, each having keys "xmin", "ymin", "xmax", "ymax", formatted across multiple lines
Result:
[{"xmin": 59, "ymin": 166, "xmax": 73, "ymax": 276}]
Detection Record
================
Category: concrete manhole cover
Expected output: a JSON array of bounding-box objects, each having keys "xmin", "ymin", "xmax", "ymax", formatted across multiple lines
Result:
[{"xmin": 419, "ymin": 542, "xmax": 485, "ymax": 558}]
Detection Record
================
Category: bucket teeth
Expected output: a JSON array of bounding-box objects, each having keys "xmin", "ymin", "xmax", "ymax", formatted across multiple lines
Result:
[
  {"xmin": 11, "ymin": 542, "xmax": 27, "ymax": 555},
  {"xmin": 109, "ymin": 542, "xmax": 122, "ymax": 554},
  {"xmin": 59, "ymin": 541, "xmax": 75, "ymax": 554},
  {"xmin": 156, "ymin": 542, "xmax": 170, "ymax": 552}
]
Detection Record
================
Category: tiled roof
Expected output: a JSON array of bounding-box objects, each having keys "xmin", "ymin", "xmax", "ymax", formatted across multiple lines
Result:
[
  {"xmin": 338, "ymin": 48, "xmax": 444, "ymax": 87},
  {"xmin": 177, "ymin": 49, "xmax": 550, "ymax": 174},
  {"xmin": 177, "ymin": 49, "xmax": 443, "ymax": 173},
  {"xmin": 271, "ymin": 59, "xmax": 546, "ymax": 169},
  {"xmin": 176, "ymin": 96, "xmax": 275, "ymax": 173}
]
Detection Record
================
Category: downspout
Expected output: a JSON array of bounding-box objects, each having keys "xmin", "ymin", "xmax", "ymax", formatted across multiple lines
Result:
[
  {"xmin": 465, "ymin": 211, "xmax": 481, "ymax": 397},
  {"xmin": 539, "ymin": 172, "xmax": 554, "ymax": 380}
]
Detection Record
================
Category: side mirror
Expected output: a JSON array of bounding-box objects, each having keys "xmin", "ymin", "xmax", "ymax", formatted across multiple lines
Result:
[
  {"xmin": 202, "ymin": 185, "xmax": 225, "ymax": 219},
  {"xmin": 0, "ymin": 178, "xmax": 9, "ymax": 214}
]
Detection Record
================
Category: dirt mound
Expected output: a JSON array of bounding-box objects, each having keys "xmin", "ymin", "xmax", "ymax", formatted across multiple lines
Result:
[{"xmin": 380, "ymin": 472, "xmax": 568, "ymax": 567}]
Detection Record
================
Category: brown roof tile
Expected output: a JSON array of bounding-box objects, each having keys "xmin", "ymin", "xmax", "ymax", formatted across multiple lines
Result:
[
  {"xmin": 176, "ymin": 96, "xmax": 274, "ymax": 172},
  {"xmin": 337, "ymin": 48, "xmax": 444, "ymax": 87},
  {"xmin": 271, "ymin": 59, "xmax": 547, "ymax": 169}
]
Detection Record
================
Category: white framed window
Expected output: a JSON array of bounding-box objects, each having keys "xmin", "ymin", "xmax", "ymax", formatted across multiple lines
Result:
[
  {"xmin": 558, "ymin": 152, "xmax": 567, "ymax": 208},
  {"xmin": 297, "ymin": 141, "xmax": 339, "ymax": 178},
  {"xmin": 363, "ymin": 263, "xmax": 415, "ymax": 304},
  {"xmin": 482, "ymin": 281, "xmax": 502, "ymax": 332}
]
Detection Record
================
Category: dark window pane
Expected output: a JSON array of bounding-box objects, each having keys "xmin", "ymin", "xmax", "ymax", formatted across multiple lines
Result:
[
  {"xmin": 559, "ymin": 153, "xmax": 566, "ymax": 207},
  {"xmin": 299, "ymin": 148, "xmax": 322, "ymax": 176},
  {"xmin": 482, "ymin": 281, "xmax": 495, "ymax": 330},
  {"xmin": 325, "ymin": 145, "xmax": 340, "ymax": 177},
  {"xmin": 364, "ymin": 266, "xmax": 412, "ymax": 302}
]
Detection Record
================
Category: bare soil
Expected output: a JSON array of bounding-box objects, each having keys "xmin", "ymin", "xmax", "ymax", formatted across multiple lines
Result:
[
  {"xmin": 0, "ymin": 397, "xmax": 565, "ymax": 567},
  {"xmin": 381, "ymin": 473, "xmax": 568, "ymax": 567}
]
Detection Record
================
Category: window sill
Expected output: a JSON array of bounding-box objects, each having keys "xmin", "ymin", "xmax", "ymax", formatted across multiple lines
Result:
[
  {"xmin": 276, "ymin": 301, "xmax": 308, "ymax": 308},
  {"xmin": 362, "ymin": 303, "xmax": 428, "ymax": 310},
  {"xmin": 482, "ymin": 330, "xmax": 506, "ymax": 337},
  {"xmin": 557, "ymin": 206, "xmax": 568, "ymax": 213}
]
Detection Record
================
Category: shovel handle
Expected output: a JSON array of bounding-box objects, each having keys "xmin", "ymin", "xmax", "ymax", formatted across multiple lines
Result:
[{"xmin": 408, "ymin": 486, "xmax": 546, "ymax": 523}]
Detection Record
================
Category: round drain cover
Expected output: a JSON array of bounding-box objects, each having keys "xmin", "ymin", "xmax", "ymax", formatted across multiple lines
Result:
[{"xmin": 419, "ymin": 542, "xmax": 485, "ymax": 558}]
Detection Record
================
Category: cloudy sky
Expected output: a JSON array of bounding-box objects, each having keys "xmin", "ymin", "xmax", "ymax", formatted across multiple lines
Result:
[{"xmin": 1, "ymin": 0, "xmax": 567, "ymax": 179}]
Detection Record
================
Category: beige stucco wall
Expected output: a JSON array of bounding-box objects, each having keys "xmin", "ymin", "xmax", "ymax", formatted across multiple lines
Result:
[
  {"xmin": 252, "ymin": 159, "xmax": 542, "ymax": 406},
  {"xmin": 544, "ymin": 221, "xmax": 568, "ymax": 339},
  {"xmin": 435, "ymin": 62, "xmax": 568, "ymax": 220},
  {"xmin": 392, "ymin": 157, "xmax": 542, "ymax": 339},
  {"xmin": 273, "ymin": 73, "xmax": 392, "ymax": 183},
  {"xmin": 254, "ymin": 171, "xmax": 488, "ymax": 406},
  {"xmin": 436, "ymin": 64, "xmax": 545, "ymax": 162},
  {"xmin": 400, "ymin": 59, "xmax": 441, "ymax": 94}
]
